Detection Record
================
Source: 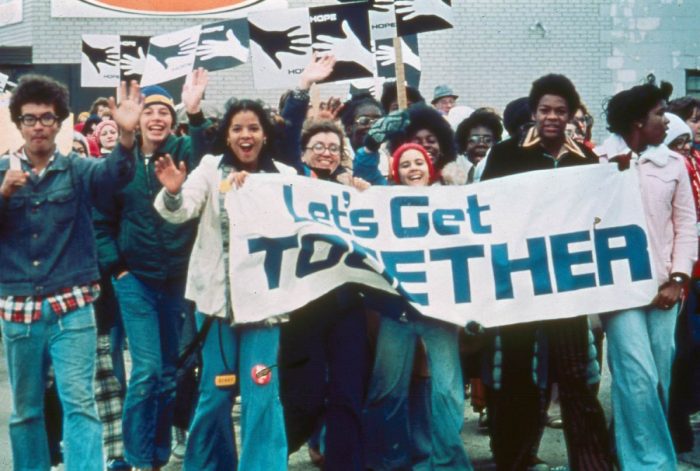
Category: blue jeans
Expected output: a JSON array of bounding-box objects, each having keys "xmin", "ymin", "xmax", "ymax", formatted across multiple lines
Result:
[
  {"xmin": 603, "ymin": 304, "xmax": 679, "ymax": 470},
  {"xmin": 112, "ymin": 274, "xmax": 185, "ymax": 468},
  {"xmin": 364, "ymin": 316, "xmax": 472, "ymax": 471},
  {"xmin": 2, "ymin": 302, "xmax": 103, "ymax": 471},
  {"xmin": 184, "ymin": 313, "xmax": 286, "ymax": 471}
]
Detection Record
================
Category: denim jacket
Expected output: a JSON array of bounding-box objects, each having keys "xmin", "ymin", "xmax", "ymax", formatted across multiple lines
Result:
[{"xmin": 0, "ymin": 145, "xmax": 135, "ymax": 296}]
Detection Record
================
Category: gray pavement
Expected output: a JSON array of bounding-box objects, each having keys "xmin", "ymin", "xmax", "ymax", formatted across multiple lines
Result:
[{"xmin": 0, "ymin": 339, "xmax": 699, "ymax": 470}]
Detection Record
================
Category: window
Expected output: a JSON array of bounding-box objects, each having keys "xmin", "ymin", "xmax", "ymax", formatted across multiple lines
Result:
[{"xmin": 687, "ymin": 70, "xmax": 700, "ymax": 99}]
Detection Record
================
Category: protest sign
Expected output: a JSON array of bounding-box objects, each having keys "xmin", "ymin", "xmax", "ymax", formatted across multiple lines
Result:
[
  {"xmin": 81, "ymin": 34, "xmax": 121, "ymax": 88},
  {"xmin": 51, "ymin": 0, "xmax": 287, "ymax": 18},
  {"xmin": 310, "ymin": 3, "xmax": 374, "ymax": 83},
  {"xmin": 248, "ymin": 7, "xmax": 311, "ymax": 89},
  {"xmin": 0, "ymin": 0, "xmax": 22, "ymax": 27},
  {"xmin": 120, "ymin": 35, "xmax": 150, "ymax": 84},
  {"xmin": 367, "ymin": 0, "xmax": 396, "ymax": 40},
  {"xmin": 194, "ymin": 19, "xmax": 250, "ymax": 72},
  {"xmin": 141, "ymin": 26, "xmax": 200, "ymax": 86},
  {"xmin": 395, "ymin": 0, "xmax": 453, "ymax": 36},
  {"xmin": 194, "ymin": 19, "xmax": 250, "ymax": 71},
  {"xmin": 0, "ymin": 73, "xmax": 8, "ymax": 94},
  {"xmin": 226, "ymin": 165, "xmax": 658, "ymax": 327},
  {"xmin": 374, "ymin": 34, "xmax": 420, "ymax": 87}
]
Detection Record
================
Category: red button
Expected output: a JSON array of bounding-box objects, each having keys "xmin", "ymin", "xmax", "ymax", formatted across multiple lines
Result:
[{"xmin": 251, "ymin": 365, "xmax": 272, "ymax": 385}]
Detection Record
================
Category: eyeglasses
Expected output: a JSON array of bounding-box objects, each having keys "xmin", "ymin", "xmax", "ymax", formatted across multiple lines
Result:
[
  {"xmin": 355, "ymin": 116, "xmax": 380, "ymax": 126},
  {"xmin": 467, "ymin": 134, "xmax": 494, "ymax": 145},
  {"xmin": 307, "ymin": 142, "xmax": 341, "ymax": 155},
  {"xmin": 18, "ymin": 113, "xmax": 59, "ymax": 127}
]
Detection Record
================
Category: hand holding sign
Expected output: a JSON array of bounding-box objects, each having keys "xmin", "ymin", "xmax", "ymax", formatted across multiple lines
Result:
[
  {"xmin": 395, "ymin": 0, "xmax": 451, "ymax": 21},
  {"xmin": 249, "ymin": 22, "xmax": 311, "ymax": 69},
  {"xmin": 314, "ymin": 20, "xmax": 373, "ymax": 72},
  {"xmin": 149, "ymin": 38, "xmax": 197, "ymax": 69},
  {"xmin": 197, "ymin": 29, "xmax": 248, "ymax": 63},
  {"xmin": 83, "ymin": 41, "xmax": 119, "ymax": 74},
  {"xmin": 181, "ymin": 67, "xmax": 209, "ymax": 115},
  {"xmin": 121, "ymin": 47, "xmax": 146, "ymax": 77},
  {"xmin": 154, "ymin": 154, "xmax": 187, "ymax": 194}
]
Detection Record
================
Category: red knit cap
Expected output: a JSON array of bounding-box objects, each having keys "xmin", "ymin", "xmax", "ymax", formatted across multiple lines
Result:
[{"xmin": 391, "ymin": 143, "xmax": 437, "ymax": 185}]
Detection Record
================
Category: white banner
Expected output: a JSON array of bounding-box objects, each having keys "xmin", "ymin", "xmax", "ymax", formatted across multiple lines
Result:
[
  {"xmin": 226, "ymin": 165, "xmax": 659, "ymax": 327},
  {"xmin": 51, "ymin": 0, "xmax": 287, "ymax": 18}
]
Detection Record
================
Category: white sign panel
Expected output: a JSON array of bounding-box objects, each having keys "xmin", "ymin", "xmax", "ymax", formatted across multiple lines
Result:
[
  {"xmin": 226, "ymin": 165, "xmax": 659, "ymax": 327},
  {"xmin": 0, "ymin": 0, "xmax": 22, "ymax": 27},
  {"xmin": 141, "ymin": 26, "xmax": 200, "ymax": 86},
  {"xmin": 81, "ymin": 34, "xmax": 121, "ymax": 87}
]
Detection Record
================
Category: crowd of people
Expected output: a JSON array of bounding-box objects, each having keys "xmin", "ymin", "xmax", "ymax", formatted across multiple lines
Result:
[{"xmin": 1, "ymin": 52, "xmax": 700, "ymax": 471}]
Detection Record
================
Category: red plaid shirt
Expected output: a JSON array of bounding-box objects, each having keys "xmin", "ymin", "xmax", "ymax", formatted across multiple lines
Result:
[{"xmin": 0, "ymin": 283, "xmax": 101, "ymax": 324}]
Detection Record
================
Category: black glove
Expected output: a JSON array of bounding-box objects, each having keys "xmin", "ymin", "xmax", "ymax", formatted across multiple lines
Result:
[{"xmin": 363, "ymin": 110, "xmax": 410, "ymax": 152}]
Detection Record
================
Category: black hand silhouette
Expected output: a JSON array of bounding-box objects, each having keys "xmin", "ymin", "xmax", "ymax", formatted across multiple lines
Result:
[
  {"xmin": 148, "ymin": 38, "xmax": 197, "ymax": 69},
  {"xmin": 249, "ymin": 22, "xmax": 310, "ymax": 69},
  {"xmin": 82, "ymin": 41, "xmax": 119, "ymax": 74}
]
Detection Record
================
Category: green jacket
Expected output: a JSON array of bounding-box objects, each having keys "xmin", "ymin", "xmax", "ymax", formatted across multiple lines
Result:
[{"xmin": 94, "ymin": 120, "xmax": 210, "ymax": 286}]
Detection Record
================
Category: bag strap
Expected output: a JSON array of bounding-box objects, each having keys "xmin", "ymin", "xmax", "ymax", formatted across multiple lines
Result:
[{"xmin": 177, "ymin": 316, "xmax": 214, "ymax": 369}]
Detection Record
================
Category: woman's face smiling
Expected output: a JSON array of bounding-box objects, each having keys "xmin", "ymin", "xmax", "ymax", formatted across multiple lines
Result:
[
  {"xmin": 398, "ymin": 149, "xmax": 430, "ymax": 187},
  {"xmin": 228, "ymin": 110, "xmax": 266, "ymax": 171}
]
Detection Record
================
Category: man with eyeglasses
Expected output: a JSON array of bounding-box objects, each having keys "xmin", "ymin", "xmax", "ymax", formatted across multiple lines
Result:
[{"xmin": 0, "ymin": 74, "xmax": 141, "ymax": 470}]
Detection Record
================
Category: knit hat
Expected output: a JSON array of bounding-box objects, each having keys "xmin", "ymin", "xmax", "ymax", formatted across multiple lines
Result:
[
  {"xmin": 664, "ymin": 113, "xmax": 692, "ymax": 146},
  {"xmin": 72, "ymin": 132, "xmax": 89, "ymax": 156},
  {"xmin": 431, "ymin": 84, "xmax": 458, "ymax": 104},
  {"xmin": 94, "ymin": 119, "xmax": 118, "ymax": 140},
  {"xmin": 141, "ymin": 85, "xmax": 176, "ymax": 122},
  {"xmin": 391, "ymin": 143, "xmax": 436, "ymax": 185}
]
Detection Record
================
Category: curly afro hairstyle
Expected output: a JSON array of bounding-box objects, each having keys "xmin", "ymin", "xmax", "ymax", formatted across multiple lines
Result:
[
  {"xmin": 380, "ymin": 81, "xmax": 425, "ymax": 113},
  {"xmin": 339, "ymin": 95, "xmax": 383, "ymax": 129},
  {"xmin": 9, "ymin": 74, "xmax": 71, "ymax": 129},
  {"xmin": 455, "ymin": 110, "xmax": 503, "ymax": 154},
  {"xmin": 605, "ymin": 81, "xmax": 673, "ymax": 135},
  {"xmin": 528, "ymin": 74, "xmax": 580, "ymax": 115},
  {"xmin": 388, "ymin": 104, "xmax": 457, "ymax": 169}
]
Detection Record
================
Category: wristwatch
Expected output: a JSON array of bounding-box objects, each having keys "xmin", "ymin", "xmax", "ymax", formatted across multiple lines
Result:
[{"xmin": 670, "ymin": 273, "xmax": 687, "ymax": 285}]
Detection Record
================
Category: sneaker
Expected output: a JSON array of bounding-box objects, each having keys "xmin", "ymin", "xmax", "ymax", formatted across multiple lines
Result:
[
  {"xmin": 106, "ymin": 458, "xmax": 132, "ymax": 470},
  {"xmin": 171, "ymin": 427, "xmax": 187, "ymax": 460}
]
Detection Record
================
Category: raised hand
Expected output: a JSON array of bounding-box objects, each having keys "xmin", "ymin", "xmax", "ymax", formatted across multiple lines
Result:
[
  {"xmin": 314, "ymin": 20, "xmax": 373, "ymax": 72},
  {"xmin": 109, "ymin": 80, "xmax": 144, "ymax": 148},
  {"xmin": 395, "ymin": 0, "xmax": 451, "ymax": 21},
  {"xmin": 181, "ymin": 67, "xmax": 208, "ymax": 114},
  {"xmin": 249, "ymin": 22, "xmax": 310, "ymax": 69},
  {"xmin": 197, "ymin": 29, "xmax": 248, "ymax": 63},
  {"xmin": 154, "ymin": 154, "xmax": 187, "ymax": 194},
  {"xmin": 149, "ymin": 38, "xmax": 197, "ymax": 69},
  {"xmin": 82, "ymin": 41, "xmax": 119, "ymax": 73},
  {"xmin": 121, "ymin": 46, "xmax": 146, "ymax": 77},
  {"xmin": 299, "ymin": 53, "xmax": 336, "ymax": 89}
]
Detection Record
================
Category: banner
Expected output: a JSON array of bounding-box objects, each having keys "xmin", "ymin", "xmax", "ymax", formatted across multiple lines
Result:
[
  {"xmin": 52, "ymin": 0, "xmax": 287, "ymax": 18},
  {"xmin": 226, "ymin": 165, "xmax": 659, "ymax": 327}
]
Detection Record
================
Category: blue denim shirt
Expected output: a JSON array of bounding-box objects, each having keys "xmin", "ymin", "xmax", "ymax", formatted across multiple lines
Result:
[{"xmin": 0, "ymin": 145, "xmax": 135, "ymax": 296}]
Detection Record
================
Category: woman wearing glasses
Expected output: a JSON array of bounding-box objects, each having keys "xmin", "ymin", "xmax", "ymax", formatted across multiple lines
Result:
[{"xmin": 455, "ymin": 109, "xmax": 503, "ymax": 183}]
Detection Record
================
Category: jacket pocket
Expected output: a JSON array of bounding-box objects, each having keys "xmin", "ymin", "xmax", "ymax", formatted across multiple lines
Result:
[{"xmin": 47, "ymin": 188, "xmax": 78, "ymax": 225}]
